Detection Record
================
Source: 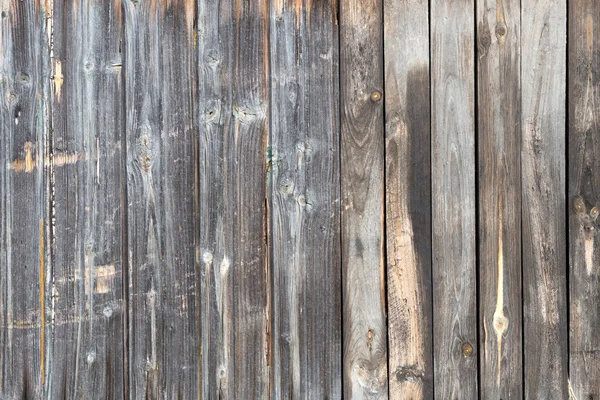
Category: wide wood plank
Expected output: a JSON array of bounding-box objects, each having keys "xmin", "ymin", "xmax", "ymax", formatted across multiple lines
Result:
[
  {"xmin": 49, "ymin": 1, "xmax": 125, "ymax": 397},
  {"xmin": 197, "ymin": 0, "xmax": 271, "ymax": 397},
  {"xmin": 476, "ymin": 0, "xmax": 522, "ymax": 397},
  {"xmin": 568, "ymin": 1, "xmax": 600, "ymax": 398},
  {"xmin": 431, "ymin": 0, "xmax": 478, "ymax": 398},
  {"xmin": 340, "ymin": 0, "xmax": 388, "ymax": 397},
  {"xmin": 383, "ymin": 0, "xmax": 432, "ymax": 398},
  {"xmin": 0, "ymin": 1, "xmax": 49, "ymax": 397},
  {"xmin": 123, "ymin": 0, "xmax": 198, "ymax": 397},
  {"xmin": 269, "ymin": 0, "xmax": 342, "ymax": 398},
  {"xmin": 521, "ymin": 0, "xmax": 568, "ymax": 398}
]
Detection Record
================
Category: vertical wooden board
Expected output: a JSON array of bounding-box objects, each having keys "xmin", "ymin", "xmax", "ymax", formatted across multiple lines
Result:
[
  {"xmin": 431, "ymin": 0, "xmax": 477, "ymax": 398},
  {"xmin": 197, "ymin": 0, "xmax": 270, "ymax": 397},
  {"xmin": 340, "ymin": 0, "xmax": 388, "ymax": 398},
  {"xmin": 49, "ymin": 0, "xmax": 125, "ymax": 397},
  {"xmin": 521, "ymin": 1, "xmax": 567, "ymax": 398},
  {"xmin": 270, "ymin": 0, "xmax": 341, "ymax": 398},
  {"xmin": 383, "ymin": 0, "xmax": 432, "ymax": 398},
  {"xmin": 123, "ymin": 0, "xmax": 198, "ymax": 397},
  {"xmin": 476, "ymin": 0, "xmax": 522, "ymax": 397},
  {"xmin": 568, "ymin": 1, "xmax": 600, "ymax": 398},
  {"xmin": 0, "ymin": 1, "xmax": 48, "ymax": 397}
]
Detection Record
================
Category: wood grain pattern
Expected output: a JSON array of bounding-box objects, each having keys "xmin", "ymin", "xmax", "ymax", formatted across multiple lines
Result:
[
  {"xmin": 476, "ymin": 0, "xmax": 522, "ymax": 397},
  {"xmin": 123, "ymin": 0, "xmax": 198, "ymax": 397},
  {"xmin": 49, "ymin": 0, "xmax": 125, "ymax": 397},
  {"xmin": 431, "ymin": 0, "xmax": 478, "ymax": 398},
  {"xmin": 269, "ymin": 0, "xmax": 342, "ymax": 398},
  {"xmin": 383, "ymin": 0, "xmax": 432, "ymax": 398},
  {"xmin": 0, "ymin": 1, "xmax": 48, "ymax": 397},
  {"xmin": 198, "ymin": 0, "xmax": 270, "ymax": 397},
  {"xmin": 568, "ymin": 1, "xmax": 600, "ymax": 398},
  {"xmin": 521, "ymin": 1, "xmax": 568, "ymax": 398},
  {"xmin": 340, "ymin": 0, "xmax": 388, "ymax": 398}
]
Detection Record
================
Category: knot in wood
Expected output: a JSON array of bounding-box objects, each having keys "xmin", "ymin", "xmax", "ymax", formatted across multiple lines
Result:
[{"xmin": 462, "ymin": 342, "xmax": 473, "ymax": 357}]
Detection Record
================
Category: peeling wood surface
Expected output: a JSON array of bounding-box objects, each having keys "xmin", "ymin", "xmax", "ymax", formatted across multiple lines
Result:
[
  {"xmin": 383, "ymin": 0, "xmax": 432, "ymax": 398},
  {"xmin": 431, "ymin": 0, "xmax": 478, "ymax": 398},
  {"xmin": 521, "ymin": 0, "xmax": 568, "ymax": 398},
  {"xmin": 477, "ymin": 0, "xmax": 522, "ymax": 397},
  {"xmin": 0, "ymin": 1, "xmax": 597, "ymax": 398},
  {"xmin": 569, "ymin": 1, "xmax": 600, "ymax": 399}
]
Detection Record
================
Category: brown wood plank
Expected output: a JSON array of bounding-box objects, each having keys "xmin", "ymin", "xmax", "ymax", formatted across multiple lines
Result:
[
  {"xmin": 521, "ymin": 0, "xmax": 568, "ymax": 398},
  {"xmin": 340, "ymin": 0, "xmax": 388, "ymax": 397},
  {"xmin": 0, "ymin": 1, "xmax": 49, "ymax": 397},
  {"xmin": 568, "ymin": 1, "xmax": 600, "ymax": 398},
  {"xmin": 476, "ymin": 0, "xmax": 522, "ymax": 397},
  {"xmin": 269, "ymin": 0, "xmax": 342, "ymax": 398},
  {"xmin": 49, "ymin": 0, "xmax": 125, "ymax": 397},
  {"xmin": 123, "ymin": 0, "xmax": 198, "ymax": 397},
  {"xmin": 197, "ymin": 0, "xmax": 271, "ymax": 397},
  {"xmin": 431, "ymin": 0, "xmax": 478, "ymax": 398},
  {"xmin": 383, "ymin": 0, "xmax": 432, "ymax": 398}
]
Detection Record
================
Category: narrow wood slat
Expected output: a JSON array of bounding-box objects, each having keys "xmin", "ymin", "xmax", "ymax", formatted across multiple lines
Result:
[
  {"xmin": 49, "ymin": 1, "xmax": 125, "ymax": 397},
  {"xmin": 521, "ymin": 0, "xmax": 568, "ymax": 398},
  {"xmin": 383, "ymin": 0, "xmax": 432, "ymax": 398},
  {"xmin": 476, "ymin": 0, "xmax": 522, "ymax": 397},
  {"xmin": 269, "ymin": 0, "xmax": 342, "ymax": 398},
  {"xmin": 198, "ymin": 0, "xmax": 271, "ymax": 397},
  {"xmin": 123, "ymin": 0, "xmax": 198, "ymax": 397},
  {"xmin": 0, "ymin": 1, "xmax": 48, "ymax": 397},
  {"xmin": 569, "ymin": 1, "xmax": 600, "ymax": 398},
  {"xmin": 431, "ymin": 0, "xmax": 478, "ymax": 398},
  {"xmin": 340, "ymin": 0, "xmax": 388, "ymax": 397}
]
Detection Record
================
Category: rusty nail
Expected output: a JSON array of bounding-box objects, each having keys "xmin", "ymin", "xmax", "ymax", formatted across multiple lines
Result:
[
  {"xmin": 462, "ymin": 342, "xmax": 473, "ymax": 357},
  {"xmin": 370, "ymin": 90, "xmax": 382, "ymax": 102}
]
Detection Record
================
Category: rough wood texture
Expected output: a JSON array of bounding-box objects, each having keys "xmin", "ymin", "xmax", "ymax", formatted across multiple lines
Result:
[
  {"xmin": 197, "ymin": 0, "xmax": 270, "ymax": 397},
  {"xmin": 476, "ymin": 0, "xmax": 522, "ymax": 397},
  {"xmin": 569, "ymin": 1, "xmax": 600, "ymax": 398},
  {"xmin": 383, "ymin": 0, "xmax": 432, "ymax": 398},
  {"xmin": 123, "ymin": 0, "xmax": 198, "ymax": 397},
  {"xmin": 0, "ymin": 1, "xmax": 48, "ymax": 397},
  {"xmin": 269, "ymin": 0, "xmax": 342, "ymax": 398},
  {"xmin": 340, "ymin": 0, "xmax": 388, "ymax": 398},
  {"xmin": 521, "ymin": 1, "xmax": 568, "ymax": 398},
  {"xmin": 431, "ymin": 0, "xmax": 478, "ymax": 398},
  {"xmin": 49, "ymin": 0, "xmax": 125, "ymax": 397}
]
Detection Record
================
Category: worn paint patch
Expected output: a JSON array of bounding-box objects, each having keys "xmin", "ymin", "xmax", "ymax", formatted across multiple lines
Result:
[
  {"xmin": 39, "ymin": 219, "xmax": 45, "ymax": 385},
  {"xmin": 492, "ymin": 204, "xmax": 508, "ymax": 386},
  {"xmin": 74, "ymin": 264, "xmax": 116, "ymax": 294}
]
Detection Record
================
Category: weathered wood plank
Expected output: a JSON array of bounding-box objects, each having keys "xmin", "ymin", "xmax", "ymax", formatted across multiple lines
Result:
[
  {"xmin": 49, "ymin": 1, "xmax": 125, "ymax": 397},
  {"xmin": 383, "ymin": 0, "xmax": 432, "ymax": 398},
  {"xmin": 521, "ymin": 0, "xmax": 568, "ymax": 398},
  {"xmin": 197, "ymin": 0, "xmax": 270, "ymax": 397},
  {"xmin": 476, "ymin": 0, "xmax": 522, "ymax": 397},
  {"xmin": 123, "ymin": 0, "xmax": 198, "ymax": 397},
  {"xmin": 0, "ymin": 1, "xmax": 48, "ymax": 397},
  {"xmin": 568, "ymin": 1, "xmax": 600, "ymax": 398},
  {"xmin": 431, "ymin": 0, "xmax": 477, "ymax": 398},
  {"xmin": 269, "ymin": 0, "xmax": 342, "ymax": 398},
  {"xmin": 340, "ymin": 0, "xmax": 388, "ymax": 397}
]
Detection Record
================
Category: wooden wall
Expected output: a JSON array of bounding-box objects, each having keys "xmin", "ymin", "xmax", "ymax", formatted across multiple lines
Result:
[{"xmin": 0, "ymin": 0, "xmax": 596, "ymax": 399}]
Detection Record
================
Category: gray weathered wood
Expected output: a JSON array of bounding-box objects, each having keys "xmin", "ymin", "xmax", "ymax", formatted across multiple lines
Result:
[
  {"xmin": 476, "ymin": 0, "xmax": 522, "ymax": 397},
  {"xmin": 269, "ymin": 0, "xmax": 342, "ymax": 398},
  {"xmin": 197, "ymin": 0, "xmax": 271, "ymax": 397},
  {"xmin": 521, "ymin": 0, "xmax": 568, "ymax": 398},
  {"xmin": 568, "ymin": 1, "xmax": 600, "ymax": 398},
  {"xmin": 123, "ymin": 0, "xmax": 198, "ymax": 397},
  {"xmin": 0, "ymin": 1, "xmax": 48, "ymax": 397},
  {"xmin": 431, "ymin": 0, "xmax": 478, "ymax": 398},
  {"xmin": 49, "ymin": 0, "xmax": 125, "ymax": 397},
  {"xmin": 383, "ymin": 0, "xmax": 432, "ymax": 398},
  {"xmin": 340, "ymin": 0, "xmax": 388, "ymax": 397}
]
